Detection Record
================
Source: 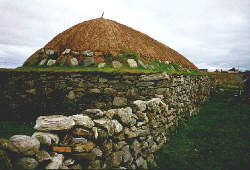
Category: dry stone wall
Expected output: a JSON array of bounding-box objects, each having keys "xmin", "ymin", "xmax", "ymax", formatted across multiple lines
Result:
[{"xmin": 0, "ymin": 71, "xmax": 214, "ymax": 169}]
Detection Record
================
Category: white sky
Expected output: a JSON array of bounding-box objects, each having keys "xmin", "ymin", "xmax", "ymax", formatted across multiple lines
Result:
[{"xmin": 0, "ymin": 0, "xmax": 249, "ymax": 71}]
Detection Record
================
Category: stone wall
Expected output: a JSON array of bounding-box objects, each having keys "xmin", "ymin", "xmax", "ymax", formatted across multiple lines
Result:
[
  {"xmin": 0, "ymin": 71, "xmax": 214, "ymax": 121},
  {"xmin": 0, "ymin": 71, "xmax": 214, "ymax": 169}
]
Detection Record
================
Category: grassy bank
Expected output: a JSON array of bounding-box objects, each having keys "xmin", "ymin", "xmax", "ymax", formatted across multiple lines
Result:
[{"xmin": 155, "ymin": 88, "xmax": 250, "ymax": 170}]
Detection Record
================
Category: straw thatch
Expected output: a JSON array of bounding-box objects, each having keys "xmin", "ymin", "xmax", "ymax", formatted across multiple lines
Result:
[{"xmin": 25, "ymin": 17, "xmax": 197, "ymax": 69}]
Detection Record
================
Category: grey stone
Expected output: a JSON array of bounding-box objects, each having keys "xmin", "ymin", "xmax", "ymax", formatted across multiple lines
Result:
[
  {"xmin": 34, "ymin": 115, "xmax": 75, "ymax": 131},
  {"xmin": 70, "ymin": 58, "xmax": 79, "ymax": 66},
  {"xmin": 35, "ymin": 150, "xmax": 51, "ymax": 163},
  {"xmin": 117, "ymin": 107, "xmax": 137, "ymax": 126},
  {"xmin": 47, "ymin": 59, "xmax": 56, "ymax": 66},
  {"xmin": 127, "ymin": 59, "xmax": 137, "ymax": 68},
  {"xmin": 83, "ymin": 50, "xmax": 94, "ymax": 57},
  {"xmin": 126, "ymin": 88, "xmax": 138, "ymax": 97},
  {"xmin": 62, "ymin": 49, "xmax": 71, "ymax": 55},
  {"xmin": 84, "ymin": 109, "xmax": 104, "ymax": 118},
  {"xmin": 136, "ymin": 81, "xmax": 154, "ymax": 87},
  {"xmin": 66, "ymin": 91, "xmax": 75, "ymax": 100},
  {"xmin": 83, "ymin": 57, "xmax": 94, "ymax": 66},
  {"xmin": 92, "ymin": 127, "xmax": 98, "ymax": 140},
  {"xmin": 71, "ymin": 115, "xmax": 94, "ymax": 128},
  {"xmin": 112, "ymin": 151, "xmax": 123, "ymax": 167},
  {"xmin": 112, "ymin": 60, "xmax": 123, "ymax": 69},
  {"xmin": 39, "ymin": 59, "xmax": 47, "ymax": 66},
  {"xmin": 124, "ymin": 128, "xmax": 137, "ymax": 138},
  {"xmin": 10, "ymin": 135, "xmax": 40, "ymax": 156},
  {"xmin": 105, "ymin": 109, "xmax": 117, "ymax": 119},
  {"xmin": 88, "ymin": 88, "xmax": 101, "ymax": 94},
  {"xmin": 98, "ymin": 62, "xmax": 106, "ymax": 68},
  {"xmin": 147, "ymin": 98, "xmax": 168, "ymax": 114},
  {"xmin": 112, "ymin": 120, "xmax": 123, "ymax": 134},
  {"xmin": 64, "ymin": 158, "xmax": 75, "ymax": 167},
  {"xmin": 72, "ymin": 51, "xmax": 80, "ymax": 56},
  {"xmin": 45, "ymin": 49, "xmax": 54, "ymax": 56},
  {"xmin": 32, "ymin": 132, "xmax": 59, "ymax": 146},
  {"xmin": 136, "ymin": 157, "xmax": 147, "ymax": 169},
  {"xmin": 91, "ymin": 148, "xmax": 103, "ymax": 157},
  {"xmin": 133, "ymin": 100, "xmax": 147, "ymax": 112},
  {"xmin": 113, "ymin": 97, "xmax": 127, "ymax": 107},
  {"xmin": 131, "ymin": 139, "xmax": 141, "ymax": 158},
  {"xmin": 46, "ymin": 153, "xmax": 64, "ymax": 169},
  {"xmin": 139, "ymin": 72, "xmax": 169, "ymax": 81},
  {"xmin": 16, "ymin": 157, "xmax": 39, "ymax": 169},
  {"xmin": 113, "ymin": 141, "xmax": 127, "ymax": 151},
  {"xmin": 122, "ymin": 145, "xmax": 133, "ymax": 163},
  {"xmin": 72, "ymin": 138, "xmax": 88, "ymax": 145}
]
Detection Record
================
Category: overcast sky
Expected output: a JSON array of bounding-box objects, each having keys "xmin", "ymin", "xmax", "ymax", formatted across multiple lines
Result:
[{"xmin": 0, "ymin": 0, "xmax": 249, "ymax": 71}]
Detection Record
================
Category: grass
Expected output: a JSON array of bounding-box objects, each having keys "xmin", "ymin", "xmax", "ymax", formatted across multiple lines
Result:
[{"xmin": 154, "ymin": 88, "xmax": 250, "ymax": 170}]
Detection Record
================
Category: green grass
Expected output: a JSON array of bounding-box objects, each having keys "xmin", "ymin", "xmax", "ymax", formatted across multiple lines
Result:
[
  {"xmin": 154, "ymin": 89, "xmax": 250, "ymax": 170},
  {"xmin": 0, "ymin": 121, "xmax": 35, "ymax": 139}
]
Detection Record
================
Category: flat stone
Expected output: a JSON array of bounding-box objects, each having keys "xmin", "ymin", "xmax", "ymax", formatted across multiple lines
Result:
[
  {"xmin": 71, "ymin": 115, "xmax": 94, "ymax": 128},
  {"xmin": 70, "ymin": 58, "xmax": 79, "ymax": 66},
  {"xmin": 127, "ymin": 59, "xmax": 137, "ymax": 68},
  {"xmin": 73, "ymin": 142, "xmax": 95, "ymax": 152},
  {"xmin": 112, "ymin": 60, "xmax": 122, "ymax": 69},
  {"xmin": 71, "ymin": 153, "xmax": 96, "ymax": 161},
  {"xmin": 47, "ymin": 59, "xmax": 56, "ymax": 66},
  {"xmin": 9, "ymin": 135, "xmax": 40, "ymax": 156},
  {"xmin": 32, "ymin": 132, "xmax": 59, "ymax": 146},
  {"xmin": 136, "ymin": 82, "xmax": 154, "ymax": 87},
  {"xmin": 34, "ymin": 115, "xmax": 75, "ymax": 131},
  {"xmin": 64, "ymin": 158, "xmax": 75, "ymax": 167},
  {"xmin": 71, "ymin": 51, "xmax": 80, "ymax": 56},
  {"xmin": 88, "ymin": 88, "xmax": 101, "ymax": 94},
  {"xmin": 84, "ymin": 109, "xmax": 104, "ymax": 118},
  {"xmin": 83, "ymin": 57, "xmax": 94, "ymax": 66},
  {"xmin": 113, "ymin": 97, "xmax": 127, "ymax": 107},
  {"xmin": 72, "ymin": 138, "xmax": 88, "ymax": 145},
  {"xmin": 72, "ymin": 128, "xmax": 90, "ymax": 137},
  {"xmin": 35, "ymin": 150, "xmax": 51, "ymax": 163},
  {"xmin": 16, "ymin": 157, "xmax": 39, "ymax": 169},
  {"xmin": 139, "ymin": 72, "xmax": 169, "ymax": 81},
  {"xmin": 46, "ymin": 153, "xmax": 64, "ymax": 169}
]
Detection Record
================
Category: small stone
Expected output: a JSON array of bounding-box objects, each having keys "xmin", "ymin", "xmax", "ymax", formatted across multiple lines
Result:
[
  {"xmin": 70, "ymin": 58, "xmax": 79, "ymax": 66},
  {"xmin": 64, "ymin": 158, "xmax": 75, "ymax": 167},
  {"xmin": 92, "ymin": 127, "xmax": 98, "ymax": 140},
  {"xmin": 127, "ymin": 59, "xmax": 137, "ymax": 68},
  {"xmin": 39, "ymin": 59, "xmax": 47, "ymax": 66},
  {"xmin": 83, "ymin": 50, "xmax": 94, "ymax": 57},
  {"xmin": 131, "ymin": 139, "xmax": 141, "ymax": 158},
  {"xmin": 122, "ymin": 145, "xmax": 133, "ymax": 163},
  {"xmin": 98, "ymin": 62, "xmax": 106, "ymax": 68},
  {"xmin": 136, "ymin": 157, "xmax": 147, "ymax": 169},
  {"xmin": 16, "ymin": 157, "xmax": 39, "ymax": 169},
  {"xmin": 73, "ymin": 142, "xmax": 95, "ymax": 152},
  {"xmin": 104, "ymin": 88, "xmax": 117, "ymax": 95},
  {"xmin": 84, "ymin": 109, "xmax": 104, "ymax": 118},
  {"xmin": 71, "ymin": 115, "xmax": 94, "ymax": 128},
  {"xmin": 83, "ymin": 57, "xmax": 94, "ymax": 66},
  {"xmin": 113, "ymin": 141, "xmax": 127, "ymax": 151},
  {"xmin": 34, "ymin": 115, "xmax": 75, "ymax": 131},
  {"xmin": 112, "ymin": 120, "xmax": 123, "ymax": 133},
  {"xmin": 46, "ymin": 153, "xmax": 64, "ymax": 169},
  {"xmin": 72, "ymin": 128, "xmax": 90, "ymax": 137},
  {"xmin": 113, "ymin": 97, "xmax": 127, "ymax": 107},
  {"xmin": 117, "ymin": 107, "xmax": 137, "ymax": 126},
  {"xmin": 72, "ymin": 138, "xmax": 88, "ymax": 145},
  {"xmin": 32, "ymin": 132, "xmax": 59, "ymax": 146},
  {"xmin": 10, "ymin": 135, "xmax": 40, "ymax": 156},
  {"xmin": 66, "ymin": 91, "xmax": 75, "ymax": 100},
  {"xmin": 124, "ymin": 128, "xmax": 137, "ymax": 138},
  {"xmin": 35, "ymin": 150, "xmax": 51, "ymax": 163},
  {"xmin": 71, "ymin": 164, "xmax": 83, "ymax": 169},
  {"xmin": 47, "ymin": 59, "xmax": 56, "ymax": 66},
  {"xmin": 45, "ymin": 49, "xmax": 54, "ymax": 56},
  {"xmin": 91, "ymin": 148, "xmax": 103, "ymax": 157},
  {"xmin": 88, "ymin": 88, "xmax": 101, "ymax": 94},
  {"xmin": 62, "ymin": 49, "xmax": 71, "ymax": 55},
  {"xmin": 88, "ymin": 160, "xmax": 101, "ymax": 169},
  {"xmin": 112, "ymin": 151, "xmax": 123, "ymax": 167},
  {"xmin": 105, "ymin": 109, "xmax": 117, "ymax": 119},
  {"xmin": 72, "ymin": 51, "xmax": 80, "ymax": 56},
  {"xmin": 112, "ymin": 60, "xmax": 123, "ymax": 69}
]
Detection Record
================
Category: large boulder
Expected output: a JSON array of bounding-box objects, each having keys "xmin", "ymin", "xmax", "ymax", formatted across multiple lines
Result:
[
  {"xmin": 34, "ymin": 115, "xmax": 75, "ymax": 131},
  {"xmin": 32, "ymin": 132, "xmax": 59, "ymax": 146},
  {"xmin": 9, "ymin": 135, "xmax": 40, "ymax": 156}
]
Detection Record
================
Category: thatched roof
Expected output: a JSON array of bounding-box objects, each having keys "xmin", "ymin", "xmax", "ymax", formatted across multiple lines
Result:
[{"xmin": 25, "ymin": 17, "xmax": 198, "ymax": 69}]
